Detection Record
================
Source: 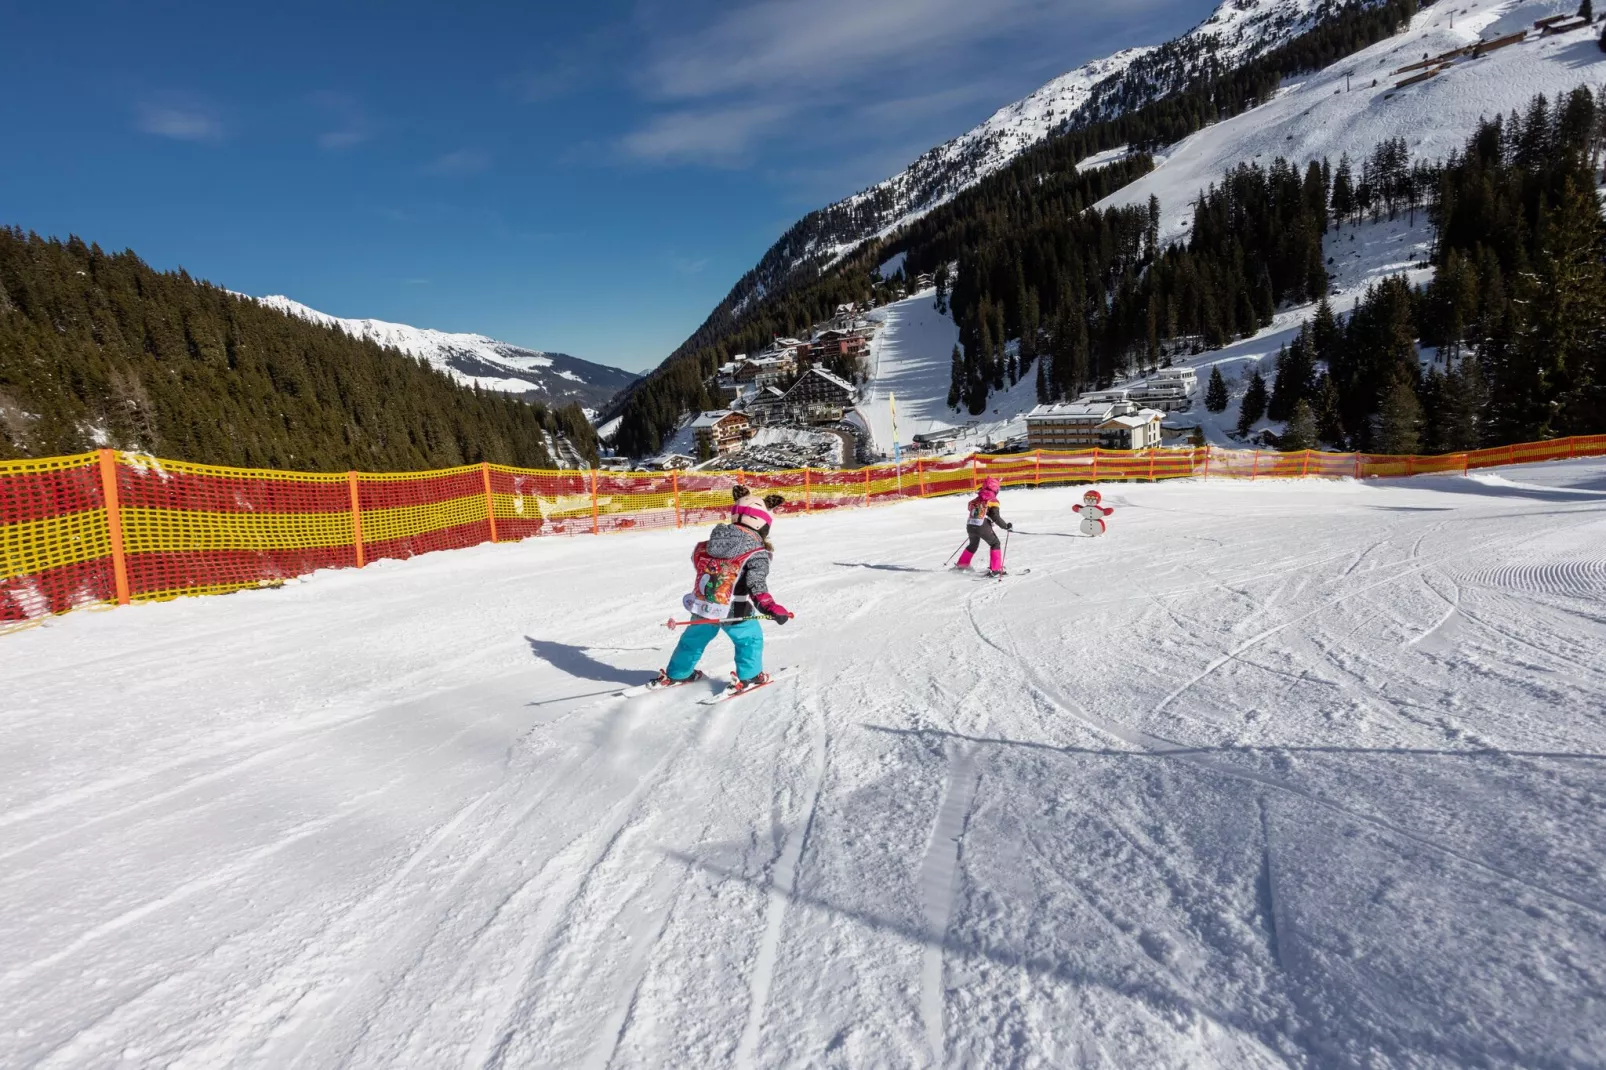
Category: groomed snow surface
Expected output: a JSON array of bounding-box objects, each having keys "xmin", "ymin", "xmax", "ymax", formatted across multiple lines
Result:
[{"xmin": 5, "ymin": 462, "xmax": 1606, "ymax": 1067}]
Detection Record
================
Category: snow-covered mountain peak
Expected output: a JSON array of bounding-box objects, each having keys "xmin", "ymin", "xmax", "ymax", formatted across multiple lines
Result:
[
  {"xmin": 790, "ymin": 0, "xmax": 1354, "ymax": 271},
  {"xmin": 254, "ymin": 295, "xmax": 639, "ymax": 410}
]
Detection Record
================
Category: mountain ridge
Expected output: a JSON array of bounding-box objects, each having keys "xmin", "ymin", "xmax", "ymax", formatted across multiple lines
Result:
[
  {"xmin": 257, "ymin": 295, "xmax": 638, "ymax": 414},
  {"xmin": 740, "ymin": 0, "xmax": 1359, "ymax": 291}
]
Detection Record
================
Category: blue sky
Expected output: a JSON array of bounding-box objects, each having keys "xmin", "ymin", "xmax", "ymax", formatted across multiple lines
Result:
[{"xmin": 3, "ymin": 0, "xmax": 1218, "ymax": 371}]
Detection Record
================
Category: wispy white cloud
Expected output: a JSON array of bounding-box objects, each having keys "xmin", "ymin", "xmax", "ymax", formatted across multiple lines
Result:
[
  {"xmin": 311, "ymin": 91, "xmax": 373, "ymax": 150},
  {"xmin": 641, "ymin": 0, "xmax": 1057, "ymax": 101},
  {"xmin": 667, "ymin": 253, "xmax": 711, "ymax": 275},
  {"xmin": 134, "ymin": 95, "xmax": 224, "ymax": 141},
  {"xmin": 620, "ymin": 103, "xmax": 788, "ymax": 166},
  {"xmin": 425, "ymin": 148, "xmax": 493, "ymax": 176},
  {"xmin": 617, "ymin": 0, "xmax": 1172, "ymax": 171}
]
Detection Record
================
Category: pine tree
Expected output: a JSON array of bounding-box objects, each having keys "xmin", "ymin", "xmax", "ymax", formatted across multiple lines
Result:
[
  {"xmin": 1313, "ymin": 374, "xmax": 1346, "ymax": 446},
  {"xmin": 1282, "ymin": 400, "xmax": 1318, "ymax": 451},
  {"xmin": 1581, "ymin": 0, "xmax": 1594, "ymax": 22},
  {"xmin": 1440, "ymin": 357, "xmax": 1488, "ymax": 451},
  {"xmin": 947, "ymin": 344, "xmax": 964, "ymax": 409},
  {"xmin": 1270, "ymin": 331, "xmax": 1316, "ymax": 420},
  {"xmin": 1331, "ymin": 155, "xmax": 1355, "ymax": 224},
  {"xmin": 1205, "ymin": 365, "xmax": 1229, "ymax": 412},
  {"xmin": 1374, "ymin": 375, "xmax": 1424, "ymax": 454},
  {"xmin": 1237, "ymin": 370, "xmax": 1268, "ymax": 436},
  {"xmin": 1522, "ymin": 178, "xmax": 1606, "ymax": 435}
]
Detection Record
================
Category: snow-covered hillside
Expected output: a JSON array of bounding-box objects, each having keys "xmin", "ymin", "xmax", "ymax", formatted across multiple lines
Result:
[
  {"xmin": 807, "ymin": 0, "xmax": 1357, "ymax": 265},
  {"xmin": 257, "ymin": 295, "xmax": 639, "ymax": 411},
  {"xmin": 851, "ymin": 0, "xmax": 1606, "ymax": 456},
  {"xmin": 5, "ymin": 462, "xmax": 1606, "ymax": 1066},
  {"xmin": 855, "ymin": 287, "xmax": 1040, "ymax": 455},
  {"xmin": 1097, "ymin": 0, "xmax": 1606, "ymax": 244}
]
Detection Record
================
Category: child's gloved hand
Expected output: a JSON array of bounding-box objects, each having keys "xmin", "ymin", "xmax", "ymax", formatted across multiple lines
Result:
[{"xmin": 753, "ymin": 593, "xmax": 793, "ymax": 623}]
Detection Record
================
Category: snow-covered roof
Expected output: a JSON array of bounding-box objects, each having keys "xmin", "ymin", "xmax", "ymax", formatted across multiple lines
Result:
[
  {"xmin": 803, "ymin": 367, "xmax": 858, "ymax": 393},
  {"xmin": 1027, "ymin": 402, "xmax": 1117, "ymax": 421},
  {"xmin": 690, "ymin": 410, "xmax": 747, "ymax": 429},
  {"xmin": 1105, "ymin": 413, "xmax": 1160, "ymax": 430}
]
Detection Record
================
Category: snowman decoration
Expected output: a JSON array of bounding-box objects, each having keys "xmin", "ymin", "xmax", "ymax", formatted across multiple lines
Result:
[{"xmin": 1073, "ymin": 489, "xmax": 1113, "ymax": 536}]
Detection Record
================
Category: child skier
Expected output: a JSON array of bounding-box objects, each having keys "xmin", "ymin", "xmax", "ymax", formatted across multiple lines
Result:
[
  {"xmin": 656, "ymin": 486, "xmax": 794, "ymax": 691},
  {"xmin": 956, "ymin": 475, "xmax": 1013, "ymax": 576}
]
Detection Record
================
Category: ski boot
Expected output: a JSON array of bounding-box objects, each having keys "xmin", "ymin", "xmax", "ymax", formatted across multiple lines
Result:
[
  {"xmin": 729, "ymin": 671, "xmax": 772, "ymax": 693},
  {"xmin": 650, "ymin": 668, "xmax": 705, "ymax": 689}
]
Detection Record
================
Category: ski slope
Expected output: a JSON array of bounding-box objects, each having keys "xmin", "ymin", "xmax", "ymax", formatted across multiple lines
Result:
[
  {"xmin": 4, "ymin": 462, "xmax": 1606, "ymax": 1067},
  {"xmin": 856, "ymin": 288, "xmax": 1040, "ymax": 456}
]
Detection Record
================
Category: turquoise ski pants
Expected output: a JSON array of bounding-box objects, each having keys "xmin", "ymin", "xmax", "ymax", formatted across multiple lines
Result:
[{"xmin": 666, "ymin": 616, "xmax": 764, "ymax": 681}]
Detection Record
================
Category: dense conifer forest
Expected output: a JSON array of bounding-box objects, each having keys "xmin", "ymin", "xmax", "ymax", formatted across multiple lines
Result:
[
  {"xmin": 1279, "ymin": 88, "xmax": 1606, "ymax": 452},
  {"xmin": 609, "ymin": 0, "xmax": 1430, "ymax": 456},
  {"xmin": 0, "ymin": 229, "xmax": 597, "ymax": 470}
]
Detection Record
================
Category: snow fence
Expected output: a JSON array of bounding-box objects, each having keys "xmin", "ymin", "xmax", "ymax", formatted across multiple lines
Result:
[{"xmin": 4, "ymin": 437, "xmax": 1605, "ymax": 627}]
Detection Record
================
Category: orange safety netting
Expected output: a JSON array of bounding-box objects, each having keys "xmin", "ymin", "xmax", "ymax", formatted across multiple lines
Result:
[{"xmin": 5, "ymin": 436, "xmax": 1606, "ymax": 626}]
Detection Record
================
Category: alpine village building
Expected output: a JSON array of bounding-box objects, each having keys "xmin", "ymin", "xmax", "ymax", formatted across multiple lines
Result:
[
  {"xmin": 1024, "ymin": 393, "xmax": 1165, "ymax": 451},
  {"xmin": 691, "ymin": 410, "xmax": 754, "ymax": 457}
]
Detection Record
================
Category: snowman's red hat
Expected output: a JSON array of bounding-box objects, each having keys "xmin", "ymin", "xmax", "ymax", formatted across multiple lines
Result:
[{"xmin": 1082, "ymin": 489, "xmax": 1102, "ymax": 502}]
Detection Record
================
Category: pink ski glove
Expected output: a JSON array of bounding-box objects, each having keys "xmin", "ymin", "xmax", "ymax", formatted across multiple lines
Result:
[{"xmin": 753, "ymin": 592, "xmax": 793, "ymax": 623}]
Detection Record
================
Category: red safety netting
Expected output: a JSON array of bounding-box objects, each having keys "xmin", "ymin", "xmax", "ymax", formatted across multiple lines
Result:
[
  {"xmin": 0, "ymin": 453, "xmax": 112, "ymax": 622},
  {"xmin": 359, "ymin": 467, "xmax": 488, "ymax": 563},
  {"xmin": 7, "ymin": 435, "xmax": 1606, "ymax": 625},
  {"xmin": 116, "ymin": 456, "xmax": 354, "ymax": 601}
]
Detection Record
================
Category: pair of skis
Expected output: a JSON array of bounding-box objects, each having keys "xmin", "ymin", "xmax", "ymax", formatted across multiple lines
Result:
[
  {"xmin": 616, "ymin": 666, "xmax": 792, "ymax": 704},
  {"xmin": 951, "ymin": 566, "xmax": 1031, "ymax": 580}
]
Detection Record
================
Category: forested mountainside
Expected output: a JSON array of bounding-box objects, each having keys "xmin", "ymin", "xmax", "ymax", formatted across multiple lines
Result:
[
  {"xmin": 610, "ymin": 0, "xmax": 1428, "ymax": 456},
  {"xmin": 0, "ymin": 228, "xmax": 599, "ymax": 470},
  {"xmin": 1267, "ymin": 93, "xmax": 1606, "ymax": 453}
]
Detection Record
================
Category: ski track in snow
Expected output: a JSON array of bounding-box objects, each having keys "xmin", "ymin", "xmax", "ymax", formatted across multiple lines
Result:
[{"xmin": 4, "ymin": 462, "xmax": 1606, "ymax": 1067}]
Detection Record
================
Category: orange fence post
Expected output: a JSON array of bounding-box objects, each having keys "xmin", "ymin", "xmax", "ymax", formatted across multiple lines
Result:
[
  {"xmin": 1569, "ymin": 437, "xmax": 1578, "ymax": 459},
  {"xmin": 480, "ymin": 462, "xmax": 499, "ymax": 544},
  {"xmin": 1251, "ymin": 451, "xmax": 1261, "ymax": 480},
  {"xmin": 1300, "ymin": 450, "xmax": 1311, "ymax": 478},
  {"xmin": 1202, "ymin": 447, "xmax": 1211, "ymax": 480},
  {"xmin": 1091, "ymin": 449, "xmax": 1100, "ymax": 482},
  {"xmin": 96, "ymin": 449, "xmax": 131, "ymax": 605},
  {"xmin": 803, "ymin": 468, "xmax": 812, "ymax": 513},
  {"xmin": 863, "ymin": 465, "xmax": 871, "ymax": 507},
  {"xmin": 346, "ymin": 470, "xmax": 366, "ymax": 568},
  {"xmin": 970, "ymin": 456, "xmax": 979, "ymax": 492},
  {"xmin": 1147, "ymin": 448, "xmax": 1156, "ymax": 481},
  {"xmin": 1508, "ymin": 444, "xmax": 1516, "ymax": 466},
  {"xmin": 590, "ymin": 470, "xmax": 600, "ymax": 534},
  {"xmin": 1405, "ymin": 456, "xmax": 1415, "ymax": 477},
  {"xmin": 917, "ymin": 457, "xmax": 927, "ymax": 497},
  {"xmin": 1035, "ymin": 449, "xmax": 1042, "ymax": 487},
  {"xmin": 1353, "ymin": 453, "xmax": 1361, "ymax": 479},
  {"xmin": 1463, "ymin": 452, "xmax": 1470, "ymax": 475},
  {"xmin": 672, "ymin": 470, "xmax": 683, "ymax": 527}
]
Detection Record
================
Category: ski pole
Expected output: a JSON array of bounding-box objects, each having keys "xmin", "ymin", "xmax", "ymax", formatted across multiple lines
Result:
[
  {"xmin": 663, "ymin": 616, "xmax": 790, "ymax": 631},
  {"xmin": 941, "ymin": 539, "xmax": 969, "ymax": 568},
  {"xmin": 1002, "ymin": 528, "xmax": 1011, "ymax": 570}
]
